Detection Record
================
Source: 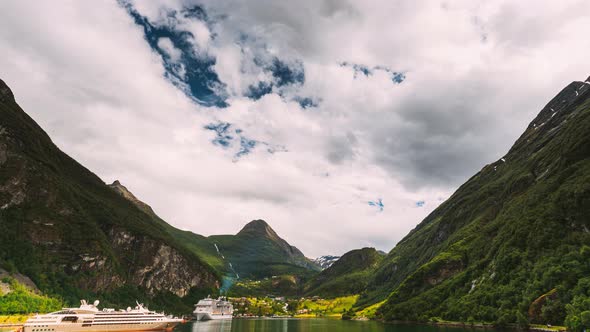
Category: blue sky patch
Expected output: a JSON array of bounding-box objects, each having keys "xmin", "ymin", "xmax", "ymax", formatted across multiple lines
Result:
[
  {"xmin": 415, "ymin": 200, "xmax": 425, "ymax": 207},
  {"xmin": 245, "ymin": 56, "xmax": 306, "ymax": 101},
  {"xmin": 270, "ymin": 58, "xmax": 305, "ymax": 87},
  {"xmin": 204, "ymin": 122, "xmax": 233, "ymax": 147},
  {"xmin": 204, "ymin": 121, "xmax": 287, "ymax": 159},
  {"xmin": 236, "ymin": 136, "xmax": 257, "ymax": 158},
  {"xmin": 341, "ymin": 62, "xmax": 372, "ymax": 77},
  {"xmin": 391, "ymin": 72, "xmax": 406, "ymax": 84},
  {"xmin": 245, "ymin": 81, "xmax": 273, "ymax": 100},
  {"xmin": 294, "ymin": 96, "xmax": 318, "ymax": 109},
  {"xmin": 368, "ymin": 198, "xmax": 384, "ymax": 212},
  {"xmin": 119, "ymin": 0, "xmax": 228, "ymax": 107},
  {"xmin": 342, "ymin": 62, "xmax": 406, "ymax": 84}
]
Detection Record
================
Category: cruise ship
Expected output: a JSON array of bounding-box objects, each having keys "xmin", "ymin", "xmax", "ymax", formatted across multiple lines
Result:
[
  {"xmin": 23, "ymin": 300, "xmax": 183, "ymax": 332},
  {"xmin": 193, "ymin": 297, "xmax": 233, "ymax": 321}
]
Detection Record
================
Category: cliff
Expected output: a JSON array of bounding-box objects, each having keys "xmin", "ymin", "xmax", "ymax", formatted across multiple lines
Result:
[{"xmin": 0, "ymin": 79, "xmax": 219, "ymax": 312}]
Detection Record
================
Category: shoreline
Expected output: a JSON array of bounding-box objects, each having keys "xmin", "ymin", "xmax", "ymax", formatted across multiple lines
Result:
[
  {"xmin": 0, "ymin": 315, "xmax": 30, "ymax": 330},
  {"xmin": 0, "ymin": 316, "xmax": 569, "ymax": 332},
  {"xmin": 373, "ymin": 319, "xmax": 567, "ymax": 331}
]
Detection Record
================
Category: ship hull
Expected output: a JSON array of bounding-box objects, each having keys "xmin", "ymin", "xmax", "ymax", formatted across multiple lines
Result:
[{"xmin": 23, "ymin": 321, "xmax": 181, "ymax": 332}]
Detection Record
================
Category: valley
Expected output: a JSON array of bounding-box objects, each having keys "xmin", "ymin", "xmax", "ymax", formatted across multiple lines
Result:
[{"xmin": 1, "ymin": 75, "xmax": 590, "ymax": 331}]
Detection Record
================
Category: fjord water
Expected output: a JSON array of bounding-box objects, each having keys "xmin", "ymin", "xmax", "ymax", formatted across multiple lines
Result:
[{"xmin": 176, "ymin": 319, "xmax": 488, "ymax": 332}]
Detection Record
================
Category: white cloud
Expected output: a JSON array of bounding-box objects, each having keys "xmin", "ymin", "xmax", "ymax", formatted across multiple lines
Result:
[
  {"xmin": 157, "ymin": 37, "xmax": 182, "ymax": 62},
  {"xmin": 1, "ymin": 0, "xmax": 590, "ymax": 258}
]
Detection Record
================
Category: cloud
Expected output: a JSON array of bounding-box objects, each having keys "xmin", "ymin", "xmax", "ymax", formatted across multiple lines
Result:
[
  {"xmin": 1, "ymin": 0, "xmax": 590, "ymax": 258},
  {"xmin": 157, "ymin": 37, "xmax": 182, "ymax": 62}
]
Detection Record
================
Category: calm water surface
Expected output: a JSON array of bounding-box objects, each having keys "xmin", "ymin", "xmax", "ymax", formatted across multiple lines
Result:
[{"xmin": 175, "ymin": 319, "xmax": 492, "ymax": 332}]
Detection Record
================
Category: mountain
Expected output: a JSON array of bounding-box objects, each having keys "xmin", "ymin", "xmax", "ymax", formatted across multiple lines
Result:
[
  {"xmin": 313, "ymin": 255, "xmax": 340, "ymax": 270},
  {"xmin": 0, "ymin": 79, "xmax": 220, "ymax": 313},
  {"xmin": 209, "ymin": 220, "xmax": 321, "ymax": 279},
  {"xmin": 107, "ymin": 180, "xmax": 227, "ymax": 273},
  {"xmin": 305, "ymin": 248, "xmax": 383, "ymax": 297},
  {"xmin": 108, "ymin": 181, "xmax": 320, "ymax": 281},
  {"xmin": 359, "ymin": 76, "xmax": 590, "ymax": 327}
]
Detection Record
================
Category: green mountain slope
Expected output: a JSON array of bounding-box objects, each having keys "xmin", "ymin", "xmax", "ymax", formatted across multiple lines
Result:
[
  {"xmin": 208, "ymin": 220, "xmax": 321, "ymax": 279},
  {"xmin": 108, "ymin": 181, "xmax": 226, "ymax": 273},
  {"xmin": 108, "ymin": 182, "xmax": 321, "ymax": 281},
  {"xmin": 0, "ymin": 79, "xmax": 219, "ymax": 313},
  {"xmin": 359, "ymin": 76, "xmax": 590, "ymax": 328},
  {"xmin": 305, "ymin": 247, "xmax": 383, "ymax": 297},
  {"xmin": 0, "ymin": 275, "xmax": 63, "ymax": 314}
]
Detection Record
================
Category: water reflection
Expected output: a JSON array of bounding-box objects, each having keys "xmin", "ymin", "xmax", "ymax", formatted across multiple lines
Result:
[
  {"xmin": 175, "ymin": 319, "xmax": 494, "ymax": 332},
  {"xmin": 191, "ymin": 320, "xmax": 232, "ymax": 332}
]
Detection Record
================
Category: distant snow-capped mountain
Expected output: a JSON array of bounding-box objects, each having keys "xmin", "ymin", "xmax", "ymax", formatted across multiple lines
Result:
[{"xmin": 312, "ymin": 255, "xmax": 340, "ymax": 270}]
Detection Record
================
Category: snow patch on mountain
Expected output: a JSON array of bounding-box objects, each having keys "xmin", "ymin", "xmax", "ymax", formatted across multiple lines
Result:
[{"xmin": 312, "ymin": 255, "xmax": 340, "ymax": 270}]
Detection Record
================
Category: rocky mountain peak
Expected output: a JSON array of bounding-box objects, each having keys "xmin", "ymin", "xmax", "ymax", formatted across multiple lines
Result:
[
  {"xmin": 238, "ymin": 219, "xmax": 277, "ymax": 238},
  {"xmin": 484, "ymin": 75, "xmax": 590, "ymax": 180},
  {"xmin": 108, "ymin": 180, "xmax": 156, "ymax": 217},
  {"xmin": 0, "ymin": 79, "xmax": 14, "ymax": 103},
  {"xmin": 231, "ymin": 219, "xmax": 320, "ymax": 272}
]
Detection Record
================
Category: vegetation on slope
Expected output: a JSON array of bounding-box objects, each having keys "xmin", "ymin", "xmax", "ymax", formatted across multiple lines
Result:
[
  {"xmin": 229, "ymin": 295, "xmax": 357, "ymax": 318},
  {"xmin": 357, "ymin": 77, "xmax": 590, "ymax": 329},
  {"xmin": 209, "ymin": 220, "xmax": 320, "ymax": 279},
  {"xmin": 305, "ymin": 248, "xmax": 383, "ymax": 298},
  {"xmin": 109, "ymin": 184, "xmax": 321, "ymax": 283},
  {"xmin": 0, "ymin": 79, "xmax": 219, "ymax": 314},
  {"xmin": 0, "ymin": 278, "xmax": 62, "ymax": 315}
]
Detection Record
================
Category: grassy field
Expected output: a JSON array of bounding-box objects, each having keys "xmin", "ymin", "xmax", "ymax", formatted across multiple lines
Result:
[
  {"xmin": 0, "ymin": 315, "xmax": 29, "ymax": 324},
  {"xmin": 293, "ymin": 295, "xmax": 358, "ymax": 318},
  {"xmin": 529, "ymin": 324, "xmax": 567, "ymax": 331},
  {"xmin": 355, "ymin": 300, "xmax": 385, "ymax": 319}
]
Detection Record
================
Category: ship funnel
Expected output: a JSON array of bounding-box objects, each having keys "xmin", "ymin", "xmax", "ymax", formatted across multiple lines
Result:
[{"xmin": 93, "ymin": 300, "xmax": 100, "ymax": 307}]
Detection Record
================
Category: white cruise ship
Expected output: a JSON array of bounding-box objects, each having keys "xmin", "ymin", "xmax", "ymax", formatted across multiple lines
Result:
[
  {"xmin": 23, "ymin": 300, "xmax": 183, "ymax": 332},
  {"xmin": 193, "ymin": 297, "xmax": 233, "ymax": 321}
]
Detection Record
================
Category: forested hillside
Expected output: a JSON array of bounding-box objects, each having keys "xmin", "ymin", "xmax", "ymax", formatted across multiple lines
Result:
[{"xmin": 359, "ymin": 77, "xmax": 590, "ymax": 331}]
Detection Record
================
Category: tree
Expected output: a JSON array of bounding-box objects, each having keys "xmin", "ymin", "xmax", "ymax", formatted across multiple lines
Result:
[
  {"xmin": 565, "ymin": 314, "xmax": 582, "ymax": 332},
  {"xmin": 580, "ymin": 311, "xmax": 590, "ymax": 329},
  {"xmin": 342, "ymin": 309, "xmax": 355, "ymax": 320},
  {"xmin": 516, "ymin": 311, "xmax": 529, "ymax": 330}
]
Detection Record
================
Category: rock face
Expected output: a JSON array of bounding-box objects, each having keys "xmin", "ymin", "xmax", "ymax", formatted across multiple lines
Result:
[
  {"xmin": 108, "ymin": 180, "xmax": 157, "ymax": 217},
  {"xmin": 0, "ymin": 267, "xmax": 39, "ymax": 293},
  {"xmin": 0, "ymin": 79, "xmax": 219, "ymax": 306},
  {"xmin": 359, "ymin": 76, "xmax": 590, "ymax": 325},
  {"xmin": 108, "ymin": 182, "xmax": 322, "ymax": 282}
]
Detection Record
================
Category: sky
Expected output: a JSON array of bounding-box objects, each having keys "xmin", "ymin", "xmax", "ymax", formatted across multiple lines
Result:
[{"xmin": 1, "ymin": 0, "xmax": 590, "ymax": 257}]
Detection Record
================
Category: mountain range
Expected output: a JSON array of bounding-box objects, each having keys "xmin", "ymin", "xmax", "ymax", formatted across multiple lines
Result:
[
  {"xmin": 108, "ymin": 180, "xmax": 320, "ymax": 279},
  {"xmin": 2, "ymin": 74, "xmax": 590, "ymax": 328},
  {"xmin": 0, "ymin": 78, "xmax": 319, "ymax": 313}
]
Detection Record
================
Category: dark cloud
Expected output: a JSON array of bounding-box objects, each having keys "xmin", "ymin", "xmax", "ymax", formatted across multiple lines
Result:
[
  {"xmin": 368, "ymin": 76, "xmax": 524, "ymax": 189},
  {"xmin": 326, "ymin": 132, "xmax": 357, "ymax": 164}
]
